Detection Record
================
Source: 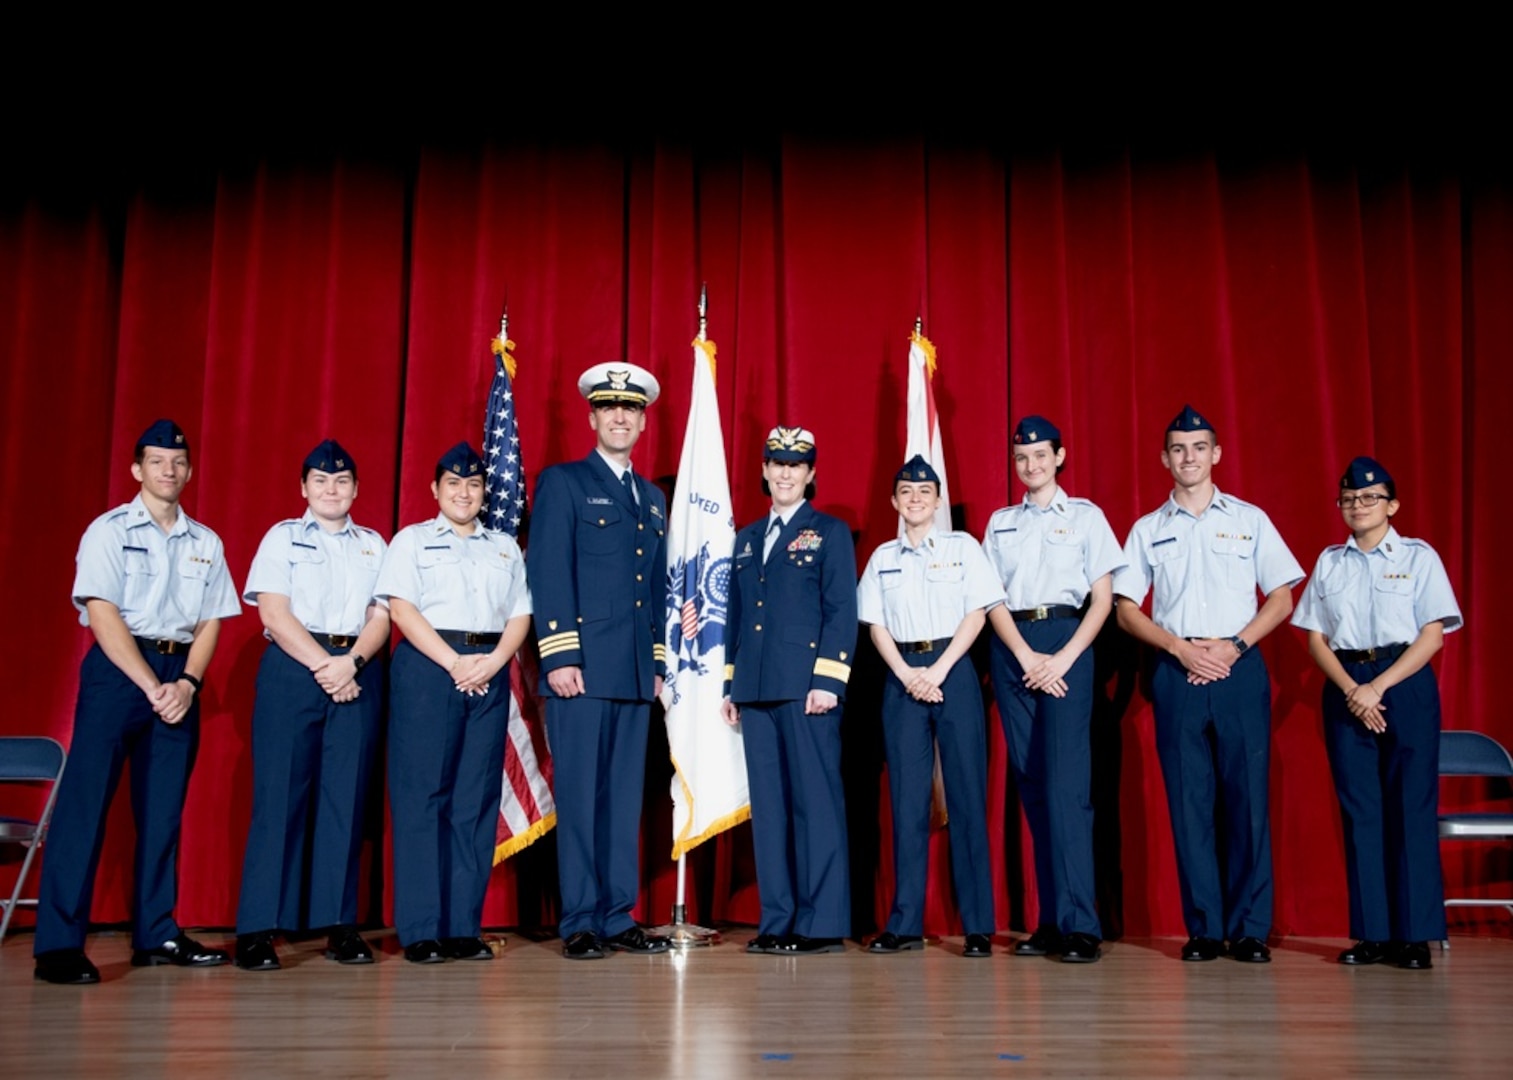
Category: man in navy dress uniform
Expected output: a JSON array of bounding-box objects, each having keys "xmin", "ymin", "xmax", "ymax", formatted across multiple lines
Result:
[
  {"xmin": 34, "ymin": 419, "xmax": 241, "ymax": 985},
  {"xmin": 721, "ymin": 426, "xmax": 857, "ymax": 955},
  {"xmin": 234, "ymin": 439, "xmax": 389, "ymax": 971},
  {"xmin": 1114, "ymin": 405, "xmax": 1303, "ymax": 963},
  {"xmin": 530, "ymin": 363, "xmax": 672, "ymax": 959}
]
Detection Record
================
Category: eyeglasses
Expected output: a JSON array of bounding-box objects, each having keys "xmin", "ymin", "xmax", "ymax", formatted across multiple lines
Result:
[{"xmin": 1336, "ymin": 494, "xmax": 1391, "ymax": 508}]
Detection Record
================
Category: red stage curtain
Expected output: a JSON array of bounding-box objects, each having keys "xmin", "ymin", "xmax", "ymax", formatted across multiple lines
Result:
[{"xmin": 1, "ymin": 137, "xmax": 1506, "ymax": 939}]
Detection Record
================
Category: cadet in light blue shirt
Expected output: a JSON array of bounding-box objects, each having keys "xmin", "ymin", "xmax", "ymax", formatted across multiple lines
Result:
[
  {"xmin": 1292, "ymin": 456, "xmax": 1462, "ymax": 971},
  {"xmin": 234, "ymin": 439, "xmax": 389, "ymax": 972},
  {"xmin": 1113, "ymin": 405, "xmax": 1303, "ymax": 964},
  {"xmin": 376, "ymin": 442, "xmax": 532, "ymax": 965},
  {"xmin": 982, "ymin": 416, "xmax": 1125, "ymax": 964},
  {"xmin": 34, "ymin": 419, "xmax": 241, "ymax": 985},
  {"xmin": 858, "ymin": 455, "xmax": 1004, "ymax": 958}
]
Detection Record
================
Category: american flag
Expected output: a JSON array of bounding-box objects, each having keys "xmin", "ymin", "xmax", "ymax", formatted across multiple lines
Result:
[{"xmin": 486, "ymin": 333, "xmax": 556, "ymax": 861}]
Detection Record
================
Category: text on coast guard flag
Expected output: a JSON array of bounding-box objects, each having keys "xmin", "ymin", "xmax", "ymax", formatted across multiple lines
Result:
[
  {"xmin": 663, "ymin": 337, "xmax": 749, "ymax": 859},
  {"xmin": 485, "ymin": 334, "xmax": 556, "ymax": 862}
]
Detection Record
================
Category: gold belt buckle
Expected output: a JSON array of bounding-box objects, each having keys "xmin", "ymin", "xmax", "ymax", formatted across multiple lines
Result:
[
  {"xmin": 328, "ymin": 635, "xmax": 356, "ymax": 648},
  {"xmin": 1033, "ymin": 605, "xmax": 1050, "ymax": 621}
]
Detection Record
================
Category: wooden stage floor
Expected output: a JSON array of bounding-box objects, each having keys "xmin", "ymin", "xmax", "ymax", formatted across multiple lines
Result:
[{"xmin": 4, "ymin": 929, "xmax": 1511, "ymax": 1077}]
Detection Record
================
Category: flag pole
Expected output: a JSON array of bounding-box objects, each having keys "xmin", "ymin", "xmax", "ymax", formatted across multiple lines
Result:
[{"xmin": 651, "ymin": 282, "xmax": 723, "ymax": 949}]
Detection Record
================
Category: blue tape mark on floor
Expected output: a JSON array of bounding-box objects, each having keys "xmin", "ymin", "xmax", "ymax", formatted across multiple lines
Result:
[
  {"xmin": 998, "ymin": 1053, "xmax": 1025, "ymax": 1061},
  {"xmin": 761, "ymin": 1053, "xmax": 794, "ymax": 1061}
]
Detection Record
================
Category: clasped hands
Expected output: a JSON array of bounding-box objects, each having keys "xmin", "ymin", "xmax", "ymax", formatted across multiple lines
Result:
[
  {"xmin": 309, "ymin": 653, "xmax": 365, "ymax": 703},
  {"xmin": 1176, "ymin": 638, "xmax": 1243, "ymax": 686},
  {"xmin": 1344, "ymin": 681, "xmax": 1387, "ymax": 733},
  {"xmin": 1016, "ymin": 649, "xmax": 1072, "ymax": 698}
]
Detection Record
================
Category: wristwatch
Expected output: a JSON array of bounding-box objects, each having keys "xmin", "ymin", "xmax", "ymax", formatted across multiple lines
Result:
[
  {"xmin": 1227, "ymin": 635, "xmax": 1249, "ymax": 656},
  {"xmin": 351, "ymin": 653, "xmax": 367, "ymax": 674}
]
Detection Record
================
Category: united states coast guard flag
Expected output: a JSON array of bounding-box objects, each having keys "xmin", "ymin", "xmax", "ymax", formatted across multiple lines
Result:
[
  {"xmin": 904, "ymin": 324, "xmax": 951, "ymax": 827},
  {"xmin": 663, "ymin": 336, "xmax": 749, "ymax": 859},
  {"xmin": 904, "ymin": 326, "xmax": 953, "ymax": 534},
  {"xmin": 485, "ymin": 332, "xmax": 556, "ymax": 862}
]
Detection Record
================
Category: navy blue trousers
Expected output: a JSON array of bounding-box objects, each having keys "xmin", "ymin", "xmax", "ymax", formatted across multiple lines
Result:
[
  {"xmin": 236, "ymin": 641, "xmax": 382, "ymax": 936},
  {"xmin": 881, "ymin": 650, "xmax": 993, "ymax": 937},
  {"xmin": 388, "ymin": 640, "xmax": 508, "ymax": 945},
  {"xmin": 741, "ymin": 700, "xmax": 851, "ymax": 939},
  {"xmin": 989, "ymin": 619, "xmax": 1099, "ymax": 937},
  {"xmin": 1152, "ymin": 648, "xmax": 1274, "ymax": 942},
  {"xmin": 35, "ymin": 643, "xmax": 197, "ymax": 954},
  {"xmin": 1324, "ymin": 660, "xmax": 1445, "ymax": 942},
  {"xmin": 545, "ymin": 696, "xmax": 651, "ymax": 939}
]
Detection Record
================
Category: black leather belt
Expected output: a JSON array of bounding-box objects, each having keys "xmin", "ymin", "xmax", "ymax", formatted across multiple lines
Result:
[
  {"xmin": 895, "ymin": 637, "xmax": 951, "ymax": 654},
  {"xmin": 1334, "ymin": 643, "xmax": 1408, "ymax": 664},
  {"xmin": 1011, "ymin": 605, "xmax": 1080, "ymax": 623},
  {"xmin": 311, "ymin": 633, "xmax": 359, "ymax": 649},
  {"xmin": 134, "ymin": 636, "xmax": 188, "ymax": 655},
  {"xmin": 436, "ymin": 629, "xmax": 502, "ymax": 647}
]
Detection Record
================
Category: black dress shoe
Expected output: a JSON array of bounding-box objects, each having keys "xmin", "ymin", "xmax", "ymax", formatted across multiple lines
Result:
[
  {"xmin": 779, "ymin": 935, "xmax": 846, "ymax": 954},
  {"xmin": 868, "ymin": 932, "xmax": 924, "ymax": 953},
  {"xmin": 1337, "ymin": 939, "xmax": 1388, "ymax": 966},
  {"xmin": 604, "ymin": 926, "xmax": 672, "ymax": 954},
  {"xmin": 1396, "ymin": 941, "xmax": 1433, "ymax": 969},
  {"xmin": 1060, "ymin": 932, "xmax": 1102, "ymax": 963},
  {"xmin": 34, "ymin": 948, "xmax": 100, "ymax": 985},
  {"xmin": 235, "ymin": 932, "xmax": 281, "ymax": 971},
  {"xmin": 131, "ymin": 934, "xmax": 230, "ymax": 968},
  {"xmin": 1013, "ymin": 927, "xmax": 1061, "ymax": 956},
  {"xmin": 403, "ymin": 939, "xmax": 447, "ymax": 964},
  {"xmin": 325, "ymin": 927, "xmax": 375, "ymax": 965},
  {"xmin": 562, "ymin": 931, "xmax": 605, "ymax": 960},
  {"xmin": 1180, "ymin": 936, "xmax": 1223, "ymax": 962},
  {"xmin": 962, "ymin": 933, "xmax": 992, "ymax": 958},
  {"xmin": 1229, "ymin": 936, "xmax": 1272, "ymax": 963},
  {"xmin": 746, "ymin": 933, "xmax": 785, "ymax": 954},
  {"xmin": 443, "ymin": 936, "xmax": 495, "ymax": 961}
]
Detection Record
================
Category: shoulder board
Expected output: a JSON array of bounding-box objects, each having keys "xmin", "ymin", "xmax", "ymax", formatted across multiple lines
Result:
[
  {"xmin": 1398, "ymin": 536, "xmax": 1430, "ymax": 549},
  {"xmin": 1065, "ymin": 496, "xmax": 1094, "ymax": 507},
  {"xmin": 105, "ymin": 504, "xmax": 132, "ymax": 521},
  {"xmin": 1322, "ymin": 543, "xmax": 1347, "ymax": 554}
]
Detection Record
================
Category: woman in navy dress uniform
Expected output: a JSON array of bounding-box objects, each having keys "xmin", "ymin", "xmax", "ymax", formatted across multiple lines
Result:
[
  {"xmin": 234, "ymin": 439, "xmax": 389, "ymax": 971},
  {"xmin": 981, "ymin": 417, "xmax": 1124, "ymax": 963},
  {"xmin": 857, "ymin": 455, "xmax": 1003, "ymax": 958},
  {"xmin": 375, "ymin": 442, "xmax": 532, "ymax": 963},
  {"xmin": 722, "ymin": 426, "xmax": 858, "ymax": 955},
  {"xmin": 1292, "ymin": 456, "xmax": 1462, "ymax": 970}
]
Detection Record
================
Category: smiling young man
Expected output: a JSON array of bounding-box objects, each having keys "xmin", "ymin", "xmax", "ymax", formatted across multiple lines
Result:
[
  {"xmin": 722, "ymin": 426, "xmax": 858, "ymax": 955},
  {"xmin": 1292, "ymin": 456, "xmax": 1462, "ymax": 970},
  {"xmin": 1113, "ymin": 405, "xmax": 1304, "ymax": 964},
  {"xmin": 375, "ymin": 443, "xmax": 532, "ymax": 964},
  {"xmin": 981, "ymin": 416, "xmax": 1124, "ymax": 963},
  {"xmin": 34, "ymin": 419, "xmax": 241, "ymax": 985},
  {"xmin": 234, "ymin": 440, "xmax": 389, "ymax": 971},
  {"xmin": 530, "ymin": 364, "xmax": 672, "ymax": 960},
  {"xmin": 858, "ymin": 455, "xmax": 1003, "ymax": 958}
]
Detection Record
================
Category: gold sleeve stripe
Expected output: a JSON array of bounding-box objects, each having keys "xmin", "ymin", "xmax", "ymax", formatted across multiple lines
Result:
[
  {"xmin": 538, "ymin": 630, "xmax": 579, "ymax": 648},
  {"xmin": 538, "ymin": 634, "xmax": 582, "ymax": 657},
  {"xmin": 813, "ymin": 658, "xmax": 851, "ymax": 683},
  {"xmin": 652, "ymin": 643, "xmax": 668, "ymax": 660},
  {"xmin": 723, "ymin": 664, "xmax": 735, "ymax": 680}
]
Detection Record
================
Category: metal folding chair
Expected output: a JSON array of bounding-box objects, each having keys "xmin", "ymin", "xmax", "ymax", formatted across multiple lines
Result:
[
  {"xmin": 0, "ymin": 736, "xmax": 67, "ymax": 942},
  {"xmin": 1439, "ymin": 730, "xmax": 1513, "ymax": 922}
]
